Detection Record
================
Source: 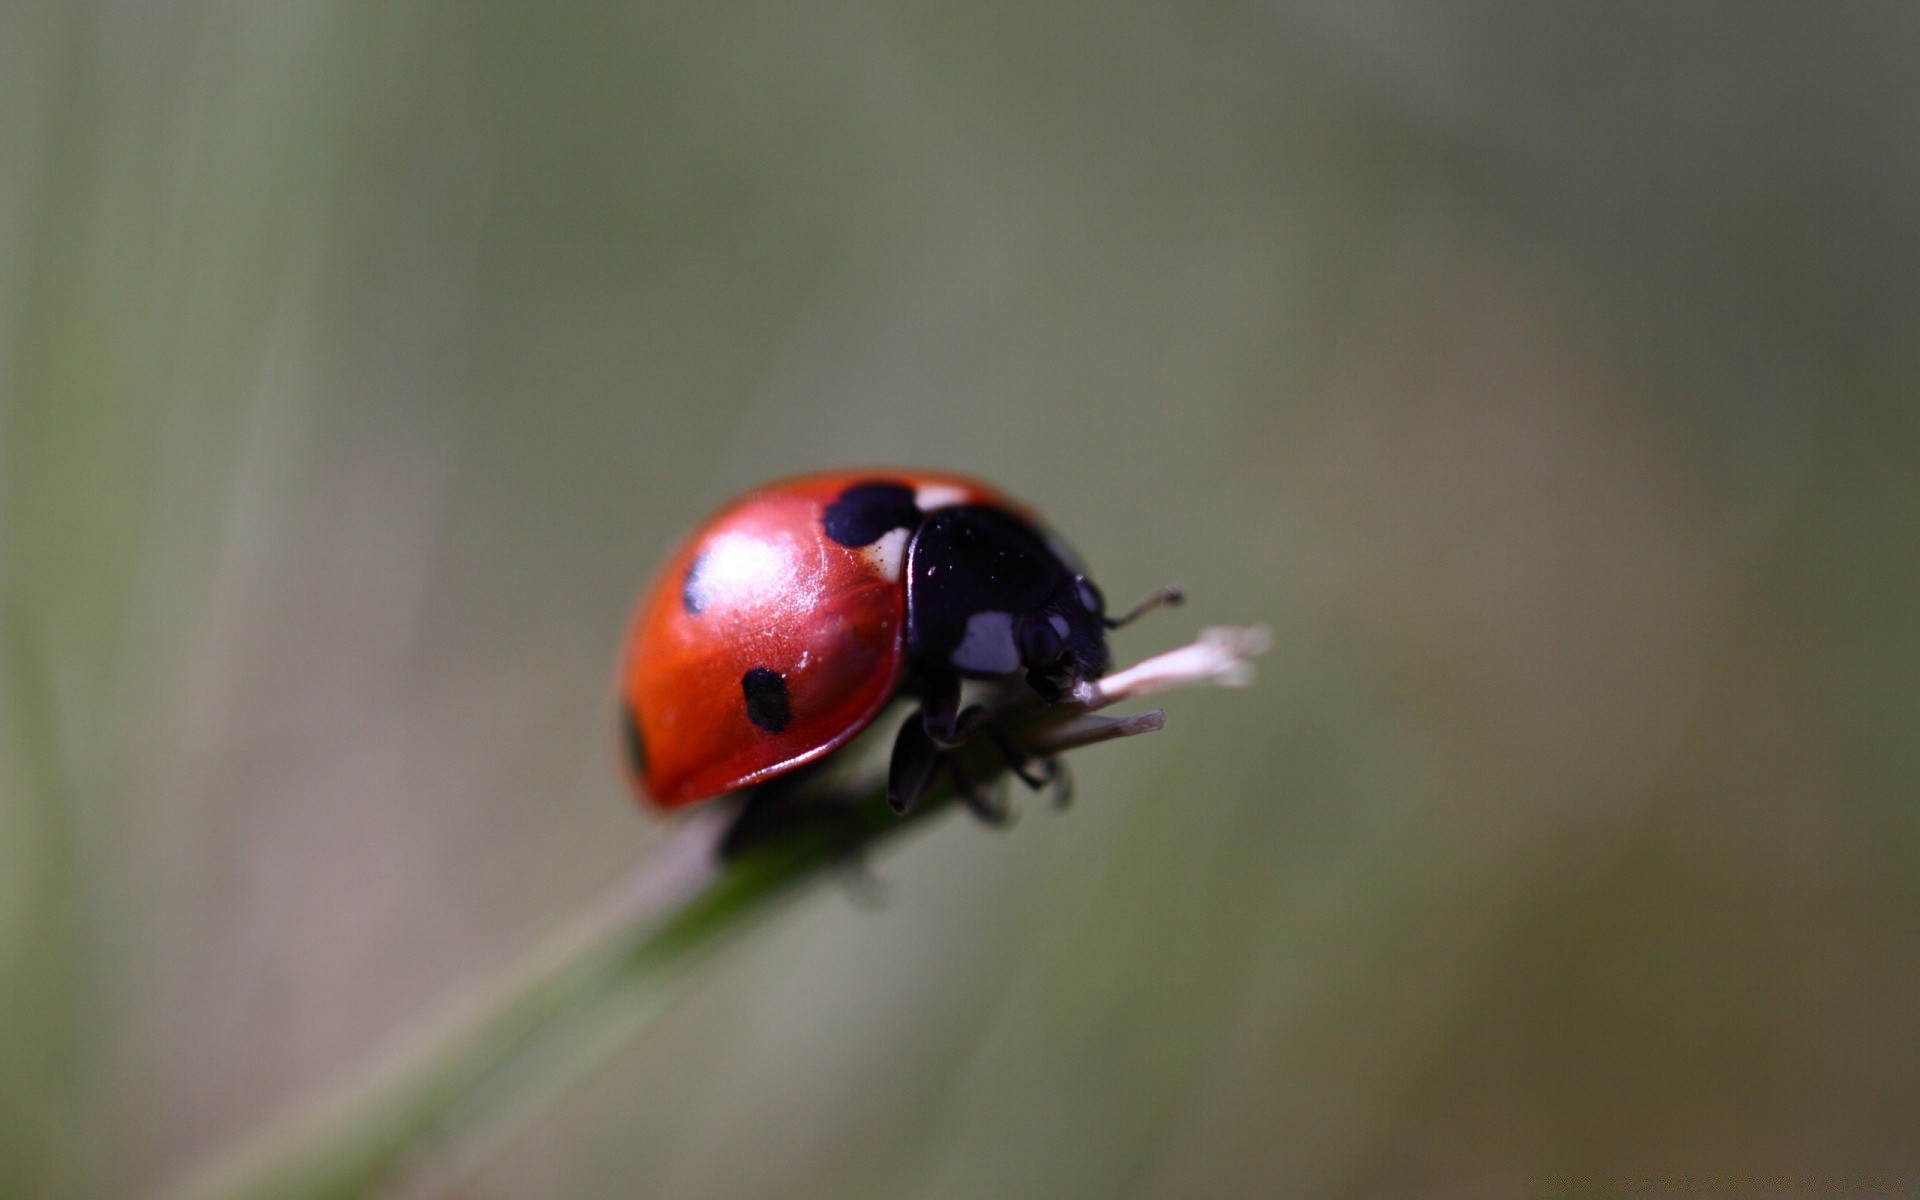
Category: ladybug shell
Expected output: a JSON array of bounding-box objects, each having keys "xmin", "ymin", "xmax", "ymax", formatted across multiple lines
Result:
[{"xmin": 618, "ymin": 470, "xmax": 1017, "ymax": 809}]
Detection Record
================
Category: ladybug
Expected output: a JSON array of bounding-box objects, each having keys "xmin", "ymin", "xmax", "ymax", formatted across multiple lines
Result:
[{"xmin": 616, "ymin": 470, "xmax": 1175, "ymax": 825}]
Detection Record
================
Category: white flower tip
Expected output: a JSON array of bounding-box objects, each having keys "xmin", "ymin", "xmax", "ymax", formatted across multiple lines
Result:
[
  {"xmin": 1195, "ymin": 625, "xmax": 1271, "ymax": 686},
  {"xmin": 1074, "ymin": 623, "xmax": 1272, "ymax": 709}
]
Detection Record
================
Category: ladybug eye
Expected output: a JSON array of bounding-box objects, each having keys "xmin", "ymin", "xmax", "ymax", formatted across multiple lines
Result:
[
  {"xmin": 1075, "ymin": 576, "xmax": 1105, "ymax": 617},
  {"xmin": 1017, "ymin": 613, "xmax": 1066, "ymax": 668}
]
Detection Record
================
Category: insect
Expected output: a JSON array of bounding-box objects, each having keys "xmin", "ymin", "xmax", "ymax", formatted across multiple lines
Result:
[{"xmin": 615, "ymin": 470, "xmax": 1177, "ymax": 825}]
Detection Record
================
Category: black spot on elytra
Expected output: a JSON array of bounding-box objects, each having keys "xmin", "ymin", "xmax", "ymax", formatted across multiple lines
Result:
[
  {"xmin": 619, "ymin": 701, "xmax": 648, "ymax": 776},
  {"xmin": 681, "ymin": 553, "xmax": 709, "ymax": 615},
  {"xmin": 822, "ymin": 481, "xmax": 921, "ymax": 548},
  {"xmin": 741, "ymin": 666, "xmax": 791, "ymax": 733}
]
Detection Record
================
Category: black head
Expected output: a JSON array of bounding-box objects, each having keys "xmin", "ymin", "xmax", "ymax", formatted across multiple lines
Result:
[{"xmin": 904, "ymin": 505, "xmax": 1110, "ymax": 701}]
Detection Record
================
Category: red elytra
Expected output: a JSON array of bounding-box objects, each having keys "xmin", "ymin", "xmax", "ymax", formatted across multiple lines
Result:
[{"xmin": 616, "ymin": 470, "xmax": 1018, "ymax": 809}]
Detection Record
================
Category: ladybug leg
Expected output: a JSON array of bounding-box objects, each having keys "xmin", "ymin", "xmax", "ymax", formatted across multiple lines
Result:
[
  {"xmin": 887, "ymin": 706, "xmax": 943, "ymax": 815},
  {"xmin": 891, "ymin": 661, "xmax": 1081, "ymax": 818},
  {"xmin": 977, "ymin": 722, "xmax": 1071, "ymax": 808},
  {"xmin": 1036, "ymin": 755, "xmax": 1073, "ymax": 809},
  {"xmin": 917, "ymin": 668, "xmax": 965, "ymax": 747},
  {"xmin": 724, "ymin": 769, "xmax": 895, "ymax": 900},
  {"xmin": 950, "ymin": 758, "xmax": 1014, "ymax": 826},
  {"xmin": 720, "ymin": 760, "xmax": 848, "ymax": 859},
  {"xmin": 972, "ymin": 718, "xmax": 1046, "ymax": 789}
]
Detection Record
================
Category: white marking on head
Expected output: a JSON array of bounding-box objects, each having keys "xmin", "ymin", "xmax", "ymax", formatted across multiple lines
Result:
[
  {"xmin": 860, "ymin": 527, "xmax": 911, "ymax": 582},
  {"xmin": 1048, "ymin": 613, "xmax": 1070, "ymax": 637},
  {"xmin": 690, "ymin": 531, "xmax": 789, "ymax": 611},
  {"xmin": 951, "ymin": 610, "xmax": 1020, "ymax": 674},
  {"xmin": 915, "ymin": 483, "xmax": 968, "ymax": 511}
]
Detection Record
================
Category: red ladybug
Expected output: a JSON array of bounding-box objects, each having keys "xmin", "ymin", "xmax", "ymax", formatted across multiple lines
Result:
[{"xmin": 617, "ymin": 470, "xmax": 1171, "ymax": 820}]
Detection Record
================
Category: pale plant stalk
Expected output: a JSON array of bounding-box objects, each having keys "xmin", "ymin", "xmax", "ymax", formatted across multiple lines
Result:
[{"xmin": 160, "ymin": 627, "xmax": 1271, "ymax": 1200}]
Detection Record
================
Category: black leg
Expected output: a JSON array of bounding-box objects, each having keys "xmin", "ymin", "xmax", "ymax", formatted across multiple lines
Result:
[
  {"xmin": 723, "ymin": 769, "xmax": 893, "ymax": 902},
  {"xmin": 887, "ymin": 706, "xmax": 943, "ymax": 814},
  {"xmin": 721, "ymin": 760, "xmax": 842, "ymax": 859},
  {"xmin": 972, "ymin": 721, "xmax": 1070, "ymax": 808},
  {"xmin": 979, "ymin": 720, "xmax": 1050, "ymax": 790},
  {"xmin": 950, "ymin": 759, "xmax": 1014, "ymax": 826},
  {"xmin": 888, "ymin": 686, "xmax": 1073, "ymax": 823},
  {"xmin": 918, "ymin": 668, "xmax": 964, "ymax": 747},
  {"xmin": 1036, "ymin": 756, "xmax": 1072, "ymax": 808}
]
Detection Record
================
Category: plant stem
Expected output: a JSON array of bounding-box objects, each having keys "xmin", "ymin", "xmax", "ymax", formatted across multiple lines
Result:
[{"xmin": 158, "ymin": 628, "xmax": 1268, "ymax": 1200}]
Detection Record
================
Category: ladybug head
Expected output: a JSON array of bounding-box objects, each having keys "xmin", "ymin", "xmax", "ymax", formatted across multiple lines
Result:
[
  {"xmin": 1013, "ymin": 573, "xmax": 1112, "ymax": 702},
  {"xmin": 905, "ymin": 502, "xmax": 1182, "ymax": 706}
]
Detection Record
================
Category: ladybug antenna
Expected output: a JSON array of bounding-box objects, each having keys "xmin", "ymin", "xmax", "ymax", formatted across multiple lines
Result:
[{"xmin": 1102, "ymin": 585, "xmax": 1184, "ymax": 630}]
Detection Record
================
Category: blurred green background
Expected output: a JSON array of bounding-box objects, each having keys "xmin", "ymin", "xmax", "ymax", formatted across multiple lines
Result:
[{"xmin": 5, "ymin": 2, "xmax": 1918, "ymax": 1196}]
